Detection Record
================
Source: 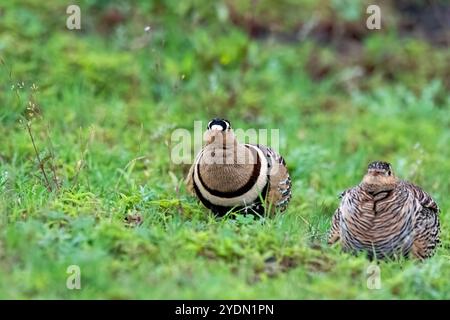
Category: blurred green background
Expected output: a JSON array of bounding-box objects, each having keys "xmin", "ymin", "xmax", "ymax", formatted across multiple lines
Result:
[{"xmin": 0, "ymin": 0, "xmax": 449, "ymax": 299}]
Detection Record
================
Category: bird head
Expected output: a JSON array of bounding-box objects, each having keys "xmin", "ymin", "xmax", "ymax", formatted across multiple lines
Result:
[
  {"xmin": 204, "ymin": 118, "xmax": 236, "ymax": 147},
  {"xmin": 362, "ymin": 161, "xmax": 398, "ymax": 191}
]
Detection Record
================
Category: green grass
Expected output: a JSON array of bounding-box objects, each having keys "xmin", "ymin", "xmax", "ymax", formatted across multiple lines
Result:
[{"xmin": 0, "ymin": 0, "xmax": 449, "ymax": 299}]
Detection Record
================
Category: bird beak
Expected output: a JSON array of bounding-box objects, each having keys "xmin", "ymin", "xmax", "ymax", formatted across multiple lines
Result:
[
  {"xmin": 205, "ymin": 130, "xmax": 223, "ymax": 145},
  {"xmin": 368, "ymin": 169, "xmax": 382, "ymax": 176},
  {"xmin": 206, "ymin": 134, "xmax": 215, "ymax": 144}
]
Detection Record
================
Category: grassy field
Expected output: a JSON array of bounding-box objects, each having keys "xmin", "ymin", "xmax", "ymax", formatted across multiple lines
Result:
[{"xmin": 0, "ymin": 0, "xmax": 449, "ymax": 299}]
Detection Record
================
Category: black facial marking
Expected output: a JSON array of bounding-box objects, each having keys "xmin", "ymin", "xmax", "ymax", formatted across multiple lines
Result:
[
  {"xmin": 207, "ymin": 118, "xmax": 231, "ymax": 131},
  {"xmin": 368, "ymin": 161, "xmax": 392, "ymax": 171}
]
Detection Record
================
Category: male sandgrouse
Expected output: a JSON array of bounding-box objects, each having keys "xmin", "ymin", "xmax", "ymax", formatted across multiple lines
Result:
[
  {"xmin": 328, "ymin": 161, "xmax": 440, "ymax": 260},
  {"xmin": 185, "ymin": 118, "xmax": 291, "ymax": 216}
]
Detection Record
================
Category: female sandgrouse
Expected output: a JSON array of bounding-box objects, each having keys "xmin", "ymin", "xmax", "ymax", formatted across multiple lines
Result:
[
  {"xmin": 185, "ymin": 118, "xmax": 291, "ymax": 216},
  {"xmin": 328, "ymin": 161, "xmax": 440, "ymax": 260}
]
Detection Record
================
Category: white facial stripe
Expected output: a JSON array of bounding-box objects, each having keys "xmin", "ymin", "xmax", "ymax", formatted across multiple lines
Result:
[
  {"xmin": 211, "ymin": 124, "xmax": 223, "ymax": 131},
  {"xmin": 193, "ymin": 144, "xmax": 269, "ymax": 207}
]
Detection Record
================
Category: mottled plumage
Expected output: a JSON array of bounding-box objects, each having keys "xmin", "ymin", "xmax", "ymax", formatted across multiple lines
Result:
[
  {"xmin": 186, "ymin": 119, "xmax": 291, "ymax": 216},
  {"xmin": 328, "ymin": 161, "xmax": 440, "ymax": 260}
]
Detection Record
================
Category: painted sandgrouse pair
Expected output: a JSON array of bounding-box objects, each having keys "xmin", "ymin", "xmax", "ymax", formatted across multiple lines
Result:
[{"xmin": 186, "ymin": 119, "xmax": 441, "ymax": 260}]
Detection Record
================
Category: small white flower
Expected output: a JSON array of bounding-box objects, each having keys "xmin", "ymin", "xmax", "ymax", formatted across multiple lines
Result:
[{"xmin": 144, "ymin": 26, "xmax": 151, "ymax": 32}]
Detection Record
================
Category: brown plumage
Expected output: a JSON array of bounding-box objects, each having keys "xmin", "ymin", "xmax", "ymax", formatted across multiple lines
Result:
[
  {"xmin": 328, "ymin": 161, "xmax": 440, "ymax": 260},
  {"xmin": 186, "ymin": 118, "xmax": 291, "ymax": 216}
]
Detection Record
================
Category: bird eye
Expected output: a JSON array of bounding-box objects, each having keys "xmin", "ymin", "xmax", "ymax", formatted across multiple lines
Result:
[{"xmin": 387, "ymin": 170, "xmax": 391, "ymax": 176}]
